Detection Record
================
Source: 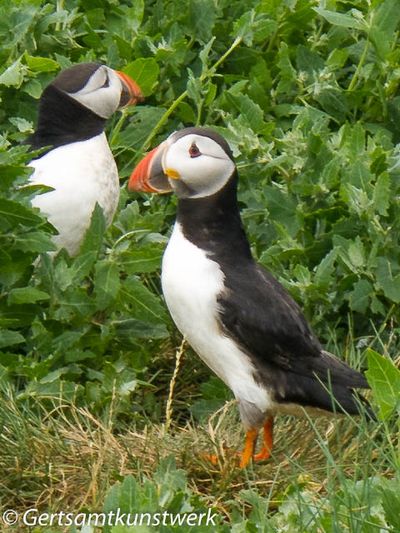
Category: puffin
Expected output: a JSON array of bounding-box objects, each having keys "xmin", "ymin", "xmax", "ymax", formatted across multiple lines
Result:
[
  {"xmin": 128, "ymin": 127, "xmax": 371, "ymax": 467},
  {"xmin": 27, "ymin": 62, "xmax": 143, "ymax": 256}
]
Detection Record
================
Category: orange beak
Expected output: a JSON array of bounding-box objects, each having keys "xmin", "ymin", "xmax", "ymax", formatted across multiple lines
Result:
[
  {"xmin": 128, "ymin": 141, "xmax": 172, "ymax": 194},
  {"xmin": 116, "ymin": 70, "xmax": 144, "ymax": 107}
]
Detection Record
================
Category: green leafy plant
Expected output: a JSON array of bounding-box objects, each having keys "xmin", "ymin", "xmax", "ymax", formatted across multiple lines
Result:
[{"xmin": 366, "ymin": 348, "xmax": 400, "ymax": 420}]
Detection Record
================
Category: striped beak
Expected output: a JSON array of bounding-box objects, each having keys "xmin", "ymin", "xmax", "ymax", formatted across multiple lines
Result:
[
  {"xmin": 116, "ymin": 71, "xmax": 144, "ymax": 107},
  {"xmin": 128, "ymin": 141, "xmax": 173, "ymax": 194}
]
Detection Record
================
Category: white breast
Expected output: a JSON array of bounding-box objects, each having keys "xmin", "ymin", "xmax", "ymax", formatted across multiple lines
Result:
[
  {"xmin": 29, "ymin": 132, "xmax": 119, "ymax": 256},
  {"xmin": 161, "ymin": 223, "xmax": 274, "ymax": 421}
]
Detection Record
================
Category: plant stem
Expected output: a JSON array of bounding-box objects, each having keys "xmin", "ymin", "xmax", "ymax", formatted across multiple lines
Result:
[
  {"xmin": 141, "ymin": 36, "xmax": 243, "ymax": 151},
  {"xmin": 55, "ymin": 0, "xmax": 64, "ymax": 31},
  {"xmin": 142, "ymin": 91, "xmax": 189, "ymax": 152},
  {"xmin": 348, "ymin": 37, "xmax": 369, "ymax": 92},
  {"xmin": 110, "ymin": 109, "xmax": 129, "ymax": 147},
  {"xmin": 348, "ymin": 11, "xmax": 373, "ymax": 93}
]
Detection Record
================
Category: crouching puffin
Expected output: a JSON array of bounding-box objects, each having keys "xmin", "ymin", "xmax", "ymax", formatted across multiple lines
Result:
[
  {"xmin": 28, "ymin": 62, "xmax": 143, "ymax": 256},
  {"xmin": 128, "ymin": 127, "xmax": 371, "ymax": 467}
]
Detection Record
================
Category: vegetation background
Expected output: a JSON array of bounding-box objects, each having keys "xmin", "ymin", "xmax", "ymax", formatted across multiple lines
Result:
[{"xmin": 0, "ymin": 0, "xmax": 399, "ymax": 530}]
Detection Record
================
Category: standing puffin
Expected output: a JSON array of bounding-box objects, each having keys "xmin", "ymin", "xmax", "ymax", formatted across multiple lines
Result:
[
  {"xmin": 128, "ymin": 127, "xmax": 371, "ymax": 467},
  {"xmin": 28, "ymin": 62, "xmax": 143, "ymax": 256}
]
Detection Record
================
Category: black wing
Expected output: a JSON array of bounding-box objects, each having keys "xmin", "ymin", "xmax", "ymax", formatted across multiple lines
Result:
[{"xmin": 217, "ymin": 262, "xmax": 369, "ymax": 413}]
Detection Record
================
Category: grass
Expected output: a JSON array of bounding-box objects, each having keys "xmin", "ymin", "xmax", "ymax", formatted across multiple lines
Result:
[
  {"xmin": 0, "ymin": 327, "xmax": 395, "ymax": 530},
  {"xmin": 0, "ymin": 388, "xmax": 380, "ymax": 510}
]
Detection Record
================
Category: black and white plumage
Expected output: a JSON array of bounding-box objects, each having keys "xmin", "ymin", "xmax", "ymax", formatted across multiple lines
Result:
[
  {"xmin": 129, "ymin": 127, "xmax": 371, "ymax": 467},
  {"xmin": 28, "ymin": 62, "xmax": 142, "ymax": 256}
]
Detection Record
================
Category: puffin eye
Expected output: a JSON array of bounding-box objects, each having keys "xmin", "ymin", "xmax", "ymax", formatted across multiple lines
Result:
[{"xmin": 189, "ymin": 142, "xmax": 201, "ymax": 158}]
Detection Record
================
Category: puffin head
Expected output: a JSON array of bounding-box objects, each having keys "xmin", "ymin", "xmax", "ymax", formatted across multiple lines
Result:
[
  {"xmin": 128, "ymin": 127, "xmax": 236, "ymax": 199},
  {"xmin": 49, "ymin": 62, "xmax": 143, "ymax": 119}
]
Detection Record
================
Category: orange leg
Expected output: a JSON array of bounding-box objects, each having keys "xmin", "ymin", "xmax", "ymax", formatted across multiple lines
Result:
[
  {"xmin": 203, "ymin": 417, "xmax": 274, "ymax": 468},
  {"xmin": 239, "ymin": 428, "xmax": 259, "ymax": 468},
  {"xmin": 202, "ymin": 452, "xmax": 218, "ymax": 465},
  {"xmin": 254, "ymin": 416, "xmax": 274, "ymax": 462}
]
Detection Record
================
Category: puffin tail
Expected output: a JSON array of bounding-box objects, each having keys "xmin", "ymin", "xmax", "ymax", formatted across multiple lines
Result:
[{"xmin": 314, "ymin": 351, "xmax": 376, "ymax": 420}]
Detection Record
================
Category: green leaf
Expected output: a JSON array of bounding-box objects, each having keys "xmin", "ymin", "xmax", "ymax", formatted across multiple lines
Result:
[
  {"xmin": 327, "ymin": 49, "xmax": 349, "ymax": 70},
  {"xmin": 9, "ymin": 117, "xmax": 33, "ymax": 133},
  {"xmin": 0, "ymin": 198, "xmax": 43, "ymax": 227},
  {"xmin": 314, "ymin": 249, "xmax": 337, "ymax": 287},
  {"xmin": 114, "ymin": 318, "xmax": 168, "ymax": 342},
  {"xmin": 380, "ymin": 480, "xmax": 400, "ymax": 530},
  {"xmin": 369, "ymin": 27, "xmax": 391, "ymax": 60},
  {"xmin": 225, "ymin": 93, "xmax": 265, "ymax": 133},
  {"xmin": 79, "ymin": 203, "xmax": 106, "ymax": 256},
  {"xmin": 264, "ymin": 186, "xmax": 300, "ymax": 237},
  {"xmin": 199, "ymin": 37, "xmax": 215, "ymax": 72},
  {"xmin": 0, "ymin": 329, "xmax": 25, "ymax": 349},
  {"xmin": 187, "ymin": 0, "xmax": 217, "ymax": 43},
  {"xmin": 365, "ymin": 349, "xmax": 400, "ymax": 420},
  {"xmin": 373, "ymin": 173, "xmax": 390, "ymax": 216},
  {"xmin": 123, "ymin": 58, "xmax": 159, "ymax": 97},
  {"xmin": 120, "ymin": 278, "xmax": 167, "ymax": 324},
  {"xmin": 54, "ymin": 288, "xmax": 97, "ymax": 320},
  {"xmin": 276, "ymin": 42, "xmax": 297, "ymax": 93},
  {"xmin": 116, "ymin": 106, "xmax": 165, "ymax": 149},
  {"xmin": 94, "ymin": 261, "xmax": 121, "ymax": 309},
  {"xmin": 186, "ymin": 69, "xmax": 202, "ymax": 107},
  {"xmin": 0, "ymin": 257, "xmax": 32, "ymax": 288},
  {"xmin": 119, "ymin": 245, "xmax": 163, "ymax": 274},
  {"xmin": 14, "ymin": 231, "xmax": 56, "ymax": 253},
  {"xmin": 69, "ymin": 251, "xmax": 98, "ymax": 284},
  {"xmin": 376, "ymin": 257, "xmax": 400, "ymax": 303},
  {"xmin": 23, "ymin": 379, "xmax": 81, "ymax": 401},
  {"xmin": 8, "ymin": 287, "xmax": 50, "ymax": 305},
  {"xmin": 126, "ymin": 0, "xmax": 144, "ymax": 31},
  {"xmin": 374, "ymin": 0, "xmax": 400, "ymax": 39},
  {"xmin": 22, "ymin": 78, "xmax": 43, "ymax": 99},
  {"xmin": 0, "ymin": 58, "xmax": 26, "ymax": 87},
  {"xmin": 348, "ymin": 237, "xmax": 365, "ymax": 269},
  {"xmin": 348, "ymin": 279, "xmax": 372, "ymax": 313},
  {"xmin": 296, "ymin": 45, "xmax": 325, "ymax": 74},
  {"xmin": 24, "ymin": 54, "xmax": 59, "ymax": 73},
  {"xmin": 118, "ymin": 475, "xmax": 139, "ymax": 511},
  {"xmin": 314, "ymin": 8, "xmax": 366, "ymax": 30},
  {"xmin": 232, "ymin": 10, "xmax": 256, "ymax": 46}
]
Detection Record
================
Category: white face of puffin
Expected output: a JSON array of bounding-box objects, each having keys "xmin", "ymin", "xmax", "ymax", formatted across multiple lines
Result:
[
  {"xmin": 128, "ymin": 127, "xmax": 236, "ymax": 199},
  {"xmin": 54, "ymin": 64, "xmax": 142, "ymax": 119},
  {"xmin": 162, "ymin": 133, "xmax": 236, "ymax": 198},
  {"xmin": 68, "ymin": 66, "xmax": 128, "ymax": 118}
]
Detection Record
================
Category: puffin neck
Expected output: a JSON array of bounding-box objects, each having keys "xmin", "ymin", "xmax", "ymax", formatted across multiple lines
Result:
[
  {"xmin": 28, "ymin": 85, "xmax": 106, "ymax": 152},
  {"xmin": 176, "ymin": 172, "xmax": 252, "ymax": 263}
]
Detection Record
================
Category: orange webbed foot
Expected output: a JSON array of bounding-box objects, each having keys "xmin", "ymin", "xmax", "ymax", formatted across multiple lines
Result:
[
  {"xmin": 240, "ymin": 417, "xmax": 274, "ymax": 467},
  {"xmin": 203, "ymin": 417, "xmax": 274, "ymax": 468},
  {"xmin": 239, "ymin": 428, "xmax": 258, "ymax": 468},
  {"xmin": 253, "ymin": 417, "xmax": 273, "ymax": 462}
]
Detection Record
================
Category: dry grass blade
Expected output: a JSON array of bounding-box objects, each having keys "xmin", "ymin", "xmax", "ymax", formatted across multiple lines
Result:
[{"xmin": 164, "ymin": 338, "xmax": 186, "ymax": 434}]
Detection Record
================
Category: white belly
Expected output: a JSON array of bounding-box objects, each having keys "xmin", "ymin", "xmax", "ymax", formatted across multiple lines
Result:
[
  {"xmin": 29, "ymin": 132, "xmax": 119, "ymax": 255},
  {"xmin": 161, "ymin": 223, "xmax": 274, "ymax": 421}
]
